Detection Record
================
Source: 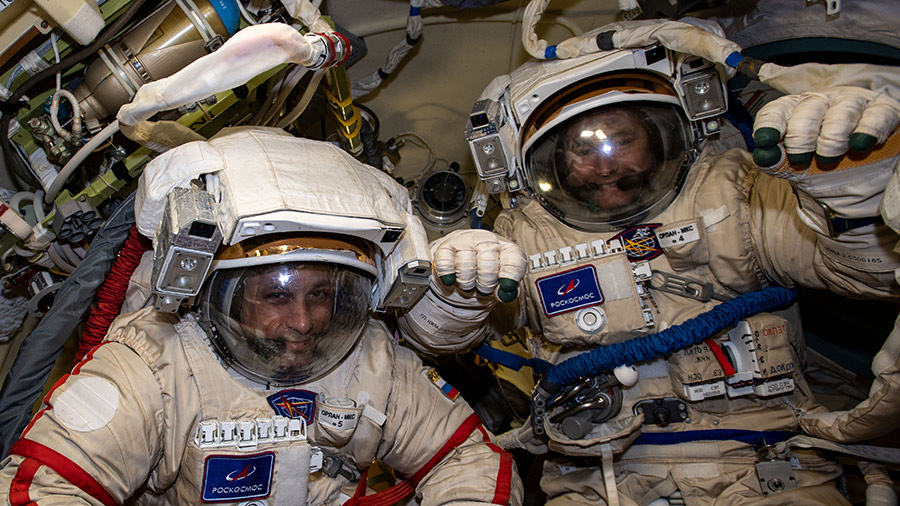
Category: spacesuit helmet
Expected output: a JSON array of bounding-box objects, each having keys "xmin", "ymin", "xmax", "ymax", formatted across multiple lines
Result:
[
  {"xmin": 470, "ymin": 47, "xmax": 725, "ymax": 232},
  {"xmin": 525, "ymin": 89, "xmax": 691, "ymax": 232},
  {"xmin": 200, "ymin": 234, "xmax": 376, "ymax": 386},
  {"xmin": 138, "ymin": 128, "xmax": 432, "ymax": 386}
]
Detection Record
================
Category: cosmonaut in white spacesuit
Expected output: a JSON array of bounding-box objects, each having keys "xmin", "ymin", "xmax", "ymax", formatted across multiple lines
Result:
[
  {"xmin": 0, "ymin": 128, "xmax": 523, "ymax": 506},
  {"xmin": 397, "ymin": 22, "xmax": 900, "ymax": 506}
]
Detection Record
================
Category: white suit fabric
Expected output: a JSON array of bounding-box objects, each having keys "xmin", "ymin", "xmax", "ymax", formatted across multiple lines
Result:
[
  {"xmin": 705, "ymin": 0, "xmax": 900, "ymax": 57},
  {"xmin": 0, "ymin": 306, "xmax": 522, "ymax": 505},
  {"xmin": 400, "ymin": 143, "xmax": 900, "ymax": 504}
]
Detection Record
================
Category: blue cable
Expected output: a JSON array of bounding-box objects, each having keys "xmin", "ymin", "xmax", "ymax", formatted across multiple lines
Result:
[
  {"xmin": 723, "ymin": 87, "xmax": 757, "ymax": 151},
  {"xmin": 469, "ymin": 209, "xmax": 482, "ymax": 229},
  {"xmin": 545, "ymin": 286, "xmax": 797, "ymax": 386}
]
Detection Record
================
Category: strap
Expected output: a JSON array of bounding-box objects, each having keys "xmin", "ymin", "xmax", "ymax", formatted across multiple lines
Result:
[
  {"xmin": 601, "ymin": 442, "xmax": 620, "ymax": 506},
  {"xmin": 342, "ymin": 469, "xmax": 415, "ymax": 506},
  {"xmin": 784, "ymin": 435, "xmax": 900, "ymax": 465},
  {"xmin": 410, "ymin": 413, "xmax": 482, "ymax": 484},
  {"xmin": 794, "ymin": 187, "xmax": 886, "ymax": 237},
  {"xmin": 174, "ymin": 0, "xmax": 222, "ymax": 51},
  {"xmin": 344, "ymin": 414, "xmax": 506, "ymax": 505},
  {"xmin": 830, "ymin": 215, "xmax": 884, "ymax": 235},
  {"xmin": 98, "ymin": 45, "xmax": 139, "ymax": 97},
  {"xmin": 474, "ymin": 343, "xmax": 553, "ymax": 375},
  {"xmin": 9, "ymin": 458, "xmax": 41, "ymax": 506},
  {"xmin": 633, "ymin": 429, "xmax": 798, "ymax": 446}
]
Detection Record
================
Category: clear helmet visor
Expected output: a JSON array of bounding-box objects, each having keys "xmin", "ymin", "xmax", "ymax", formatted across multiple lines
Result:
[
  {"xmin": 525, "ymin": 102, "xmax": 692, "ymax": 232},
  {"xmin": 199, "ymin": 261, "xmax": 372, "ymax": 386}
]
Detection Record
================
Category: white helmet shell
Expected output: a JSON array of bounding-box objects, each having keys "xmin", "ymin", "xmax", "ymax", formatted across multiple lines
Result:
[{"xmin": 137, "ymin": 127, "xmax": 431, "ymax": 312}]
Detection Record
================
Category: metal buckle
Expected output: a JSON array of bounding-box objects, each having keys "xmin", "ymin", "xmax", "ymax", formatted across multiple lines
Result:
[
  {"xmin": 649, "ymin": 270, "xmax": 729, "ymax": 302},
  {"xmin": 755, "ymin": 443, "xmax": 798, "ymax": 496},
  {"xmin": 544, "ymin": 374, "xmax": 623, "ymax": 440}
]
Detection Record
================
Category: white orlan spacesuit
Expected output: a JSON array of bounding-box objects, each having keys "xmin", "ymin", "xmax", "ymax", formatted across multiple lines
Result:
[
  {"xmin": 0, "ymin": 128, "xmax": 523, "ymax": 505},
  {"xmin": 397, "ymin": 42, "xmax": 900, "ymax": 504}
]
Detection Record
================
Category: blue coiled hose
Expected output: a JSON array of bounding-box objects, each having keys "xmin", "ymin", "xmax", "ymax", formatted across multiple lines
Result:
[{"xmin": 544, "ymin": 286, "xmax": 797, "ymax": 387}]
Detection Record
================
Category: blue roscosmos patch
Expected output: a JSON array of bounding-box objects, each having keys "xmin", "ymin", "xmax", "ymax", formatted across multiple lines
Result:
[
  {"xmin": 612, "ymin": 223, "xmax": 662, "ymax": 262},
  {"xmin": 535, "ymin": 265, "xmax": 603, "ymax": 317},
  {"xmin": 201, "ymin": 452, "xmax": 274, "ymax": 503},
  {"xmin": 267, "ymin": 389, "xmax": 316, "ymax": 422}
]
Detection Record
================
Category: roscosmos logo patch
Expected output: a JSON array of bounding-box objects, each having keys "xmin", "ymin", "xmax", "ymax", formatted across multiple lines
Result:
[{"xmin": 535, "ymin": 265, "xmax": 603, "ymax": 317}]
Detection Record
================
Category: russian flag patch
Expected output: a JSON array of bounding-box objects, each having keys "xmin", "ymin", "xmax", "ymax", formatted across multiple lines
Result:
[{"xmin": 426, "ymin": 368, "xmax": 459, "ymax": 401}]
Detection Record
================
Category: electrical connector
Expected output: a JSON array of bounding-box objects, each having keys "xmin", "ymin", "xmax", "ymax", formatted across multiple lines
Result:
[
  {"xmin": 470, "ymin": 180, "xmax": 489, "ymax": 218},
  {"xmin": 0, "ymin": 201, "xmax": 34, "ymax": 241},
  {"xmin": 383, "ymin": 137, "xmax": 404, "ymax": 167},
  {"xmin": 25, "ymin": 223, "xmax": 55, "ymax": 251}
]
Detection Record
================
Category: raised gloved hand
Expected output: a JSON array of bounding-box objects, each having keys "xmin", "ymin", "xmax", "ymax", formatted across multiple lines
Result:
[
  {"xmin": 431, "ymin": 229, "xmax": 527, "ymax": 302},
  {"xmin": 750, "ymin": 86, "xmax": 900, "ymax": 237},
  {"xmin": 397, "ymin": 229, "xmax": 527, "ymax": 354},
  {"xmin": 752, "ymin": 86, "xmax": 900, "ymax": 169}
]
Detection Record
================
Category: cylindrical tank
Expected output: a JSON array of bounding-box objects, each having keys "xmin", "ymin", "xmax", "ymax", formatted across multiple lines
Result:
[{"xmin": 73, "ymin": 0, "xmax": 239, "ymax": 132}]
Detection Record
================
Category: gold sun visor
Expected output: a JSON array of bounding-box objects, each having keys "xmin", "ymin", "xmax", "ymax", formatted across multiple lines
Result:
[
  {"xmin": 213, "ymin": 233, "xmax": 378, "ymax": 277},
  {"xmin": 519, "ymin": 71, "xmax": 680, "ymax": 151}
]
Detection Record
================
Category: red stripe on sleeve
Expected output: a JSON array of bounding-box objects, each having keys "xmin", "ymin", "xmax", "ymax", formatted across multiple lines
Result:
[
  {"xmin": 477, "ymin": 425, "xmax": 513, "ymax": 505},
  {"xmin": 10, "ymin": 439, "xmax": 119, "ymax": 506},
  {"xmin": 41, "ymin": 374, "xmax": 71, "ymax": 406},
  {"xmin": 21, "ymin": 407, "xmax": 50, "ymax": 439},
  {"xmin": 21, "ymin": 372, "xmax": 73, "ymax": 437},
  {"xmin": 409, "ymin": 413, "xmax": 481, "ymax": 485},
  {"xmin": 8, "ymin": 457, "xmax": 40, "ymax": 505},
  {"xmin": 72, "ymin": 341, "xmax": 116, "ymax": 375}
]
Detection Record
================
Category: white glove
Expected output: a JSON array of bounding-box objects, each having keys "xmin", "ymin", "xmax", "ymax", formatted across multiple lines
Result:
[
  {"xmin": 751, "ymin": 86, "xmax": 900, "ymax": 236},
  {"xmin": 431, "ymin": 229, "xmax": 527, "ymax": 301},
  {"xmin": 753, "ymin": 86, "xmax": 900, "ymax": 168},
  {"xmin": 397, "ymin": 229, "xmax": 527, "ymax": 354}
]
